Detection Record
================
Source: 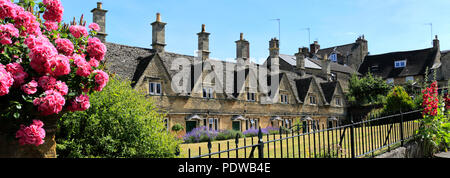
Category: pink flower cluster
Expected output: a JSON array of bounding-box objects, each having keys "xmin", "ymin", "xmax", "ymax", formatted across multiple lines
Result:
[
  {"xmin": 33, "ymin": 90, "xmax": 66, "ymax": 116},
  {"xmin": 69, "ymin": 25, "xmax": 88, "ymax": 38},
  {"xmin": 87, "ymin": 37, "xmax": 107, "ymax": 61},
  {"xmin": 55, "ymin": 38, "xmax": 74, "ymax": 56},
  {"xmin": 22, "ymin": 80, "xmax": 38, "ymax": 95},
  {"xmin": 0, "ymin": 0, "xmax": 110, "ymax": 147},
  {"xmin": 422, "ymin": 82, "xmax": 439, "ymax": 116},
  {"xmin": 0, "ymin": 64, "xmax": 14, "ymax": 96},
  {"xmin": 44, "ymin": 21, "xmax": 59, "ymax": 31},
  {"xmin": 16, "ymin": 120, "xmax": 46, "ymax": 146},
  {"xmin": 42, "ymin": 0, "xmax": 64, "ymax": 23},
  {"xmin": 0, "ymin": 0, "xmax": 18, "ymax": 20},
  {"xmin": 6, "ymin": 63, "xmax": 28, "ymax": 86},
  {"xmin": 93, "ymin": 70, "xmax": 109, "ymax": 91},
  {"xmin": 0, "ymin": 23, "xmax": 19, "ymax": 45},
  {"xmin": 67, "ymin": 94, "xmax": 90, "ymax": 112},
  {"xmin": 88, "ymin": 23, "xmax": 100, "ymax": 32}
]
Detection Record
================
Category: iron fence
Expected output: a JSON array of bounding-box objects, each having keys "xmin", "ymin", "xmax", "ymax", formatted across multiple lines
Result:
[{"xmin": 187, "ymin": 110, "xmax": 423, "ymax": 158}]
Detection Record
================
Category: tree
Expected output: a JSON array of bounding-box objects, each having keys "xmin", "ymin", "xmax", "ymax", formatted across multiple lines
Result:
[
  {"xmin": 56, "ymin": 76, "xmax": 180, "ymax": 158},
  {"xmin": 347, "ymin": 72, "xmax": 391, "ymax": 105}
]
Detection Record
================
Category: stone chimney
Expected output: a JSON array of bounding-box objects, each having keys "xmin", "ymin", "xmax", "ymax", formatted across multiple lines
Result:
[
  {"xmin": 151, "ymin": 13, "xmax": 167, "ymax": 53},
  {"xmin": 322, "ymin": 54, "xmax": 331, "ymax": 81},
  {"xmin": 269, "ymin": 38, "xmax": 280, "ymax": 59},
  {"xmin": 91, "ymin": 2, "xmax": 108, "ymax": 42},
  {"xmin": 310, "ymin": 41, "xmax": 320, "ymax": 54},
  {"xmin": 197, "ymin": 24, "xmax": 210, "ymax": 60},
  {"xmin": 236, "ymin": 33, "xmax": 250, "ymax": 60},
  {"xmin": 295, "ymin": 47, "xmax": 308, "ymax": 76},
  {"xmin": 433, "ymin": 35, "xmax": 440, "ymax": 50}
]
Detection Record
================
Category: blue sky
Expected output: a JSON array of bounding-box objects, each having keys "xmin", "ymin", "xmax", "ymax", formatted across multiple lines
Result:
[{"xmin": 60, "ymin": 0, "xmax": 450, "ymax": 64}]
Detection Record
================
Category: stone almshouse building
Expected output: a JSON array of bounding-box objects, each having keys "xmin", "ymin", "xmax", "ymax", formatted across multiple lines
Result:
[{"xmin": 92, "ymin": 3, "xmax": 361, "ymax": 134}]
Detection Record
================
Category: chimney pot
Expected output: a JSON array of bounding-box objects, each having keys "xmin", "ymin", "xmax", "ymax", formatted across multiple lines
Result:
[
  {"xmin": 156, "ymin": 13, "xmax": 161, "ymax": 22},
  {"xmin": 97, "ymin": 2, "xmax": 102, "ymax": 9}
]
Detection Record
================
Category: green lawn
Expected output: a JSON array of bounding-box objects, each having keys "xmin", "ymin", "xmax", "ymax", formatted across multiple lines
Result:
[{"xmin": 179, "ymin": 120, "xmax": 420, "ymax": 158}]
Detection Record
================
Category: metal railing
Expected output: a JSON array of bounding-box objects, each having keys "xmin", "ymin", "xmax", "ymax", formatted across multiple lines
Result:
[{"xmin": 187, "ymin": 110, "xmax": 423, "ymax": 158}]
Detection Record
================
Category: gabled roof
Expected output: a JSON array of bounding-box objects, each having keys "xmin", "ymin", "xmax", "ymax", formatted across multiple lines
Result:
[
  {"xmin": 316, "ymin": 43, "xmax": 357, "ymax": 57},
  {"xmin": 295, "ymin": 77, "xmax": 313, "ymax": 103},
  {"xmin": 309, "ymin": 58, "xmax": 360, "ymax": 75},
  {"xmin": 320, "ymin": 82, "xmax": 338, "ymax": 103},
  {"xmin": 359, "ymin": 48, "xmax": 439, "ymax": 79}
]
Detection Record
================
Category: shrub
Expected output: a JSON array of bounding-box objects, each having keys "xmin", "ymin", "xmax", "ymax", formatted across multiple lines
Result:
[
  {"xmin": 384, "ymin": 86, "xmax": 415, "ymax": 113},
  {"xmin": 56, "ymin": 77, "xmax": 180, "ymax": 158},
  {"xmin": 172, "ymin": 123, "xmax": 184, "ymax": 133}
]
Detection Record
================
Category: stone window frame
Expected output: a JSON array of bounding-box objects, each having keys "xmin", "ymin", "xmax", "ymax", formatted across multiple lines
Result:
[
  {"xmin": 208, "ymin": 118, "xmax": 219, "ymax": 131},
  {"xmin": 309, "ymin": 93, "xmax": 317, "ymax": 105},
  {"xmin": 247, "ymin": 92, "xmax": 256, "ymax": 102},
  {"xmin": 386, "ymin": 78, "xmax": 394, "ymax": 85},
  {"xmin": 335, "ymin": 96, "xmax": 342, "ymax": 107},
  {"xmin": 405, "ymin": 76, "xmax": 415, "ymax": 83},
  {"xmin": 149, "ymin": 81, "xmax": 162, "ymax": 96},
  {"xmin": 280, "ymin": 94, "xmax": 289, "ymax": 104},
  {"xmin": 202, "ymin": 87, "xmax": 214, "ymax": 99},
  {"xmin": 394, "ymin": 60, "xmax": 407, "ymax": 68}
]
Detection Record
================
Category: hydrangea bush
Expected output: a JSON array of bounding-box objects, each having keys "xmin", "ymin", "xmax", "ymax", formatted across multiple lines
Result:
[{"xmin": 0, "ymin": 0, "xmax": 108, "ymax": 147}]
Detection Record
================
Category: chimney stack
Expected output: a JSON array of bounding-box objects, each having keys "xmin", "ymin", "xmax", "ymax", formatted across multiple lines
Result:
[
  {"xmin": 322, "ymin": 54, "xmax": 331, "ymax": 81},
  {"xmin": 151, "ymin": 13, "xmax": 167, "ymax": 53},
  {"xmin": 269, "ymin": 38, "xmax": 280, "ymax": 59},
  {"xmin": 236, "ymin": 33, "xmax": 250, "ymax": 60},
  {"xmin": 310, "ymin": 41, "xmax": 320, "ymax": 54},
  {"xmin": 433, "ymin": 35, "xmax": 440, "ymax": 50},
  {"xmin": 91, "ymin": 2, "xmax": 108, "ymax": 42},
  {"xmin": 295, "ymin": 47, "xmax": 308, "ymax": 76},
  {"xmin": 197, "ymin": 24, "xmax": 210, "ymax": 60}
]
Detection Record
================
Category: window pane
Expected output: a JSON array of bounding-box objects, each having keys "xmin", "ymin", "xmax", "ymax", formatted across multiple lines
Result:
[
  {"xmin": 150, "ymin": 83, "xmax": 155, "ymax": 94},
  {"xmin": 156, "ymin": 83, "xmax": 161, "ymax": 94}
]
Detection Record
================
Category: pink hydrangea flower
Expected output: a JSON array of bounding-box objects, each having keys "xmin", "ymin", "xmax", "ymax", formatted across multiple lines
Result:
[
  {"xmin": 16, "ymin": 120, "xmax": 46, "ymax": 146},
  {"xmin": 42, "ymin": 0, "xmax": 64, "ymax": 23},
  {"xmin": 69, "ymin": 25, "xmax": 88, "ymax": 38},
  {"xmin": 87, "ymin": 37, "xmax": 106, "ymax": 61},
  {"xmin": 0, "ymin": 23, "xmax": 19, "ymax": 45},
  {"xmin": 44, "ymin": 21, "xmax": 59, "ymax": 31},
  {"xmin": 38, "ymin": 76, "xmax": 57, "ymax": 91},
  {"xmin": 76, "ymin": 60, "xmax": 92, "ymax": 77},
  {"xmin": 88, "ymin": 23, "xmax": 100, "ymax": 31},
  {"xmin": 0, "ymin": 64, "xmax": 14, "ymax": 96},
  {"xmin": 6, "ymin": 63, "xmax": 28, "ymax": 86},
  {"xmin": 93, "ymin": 70, "xmax": 109, "ymax": 91},
  {"xmin": 33, "ymin": 90, "xmax": 65, "ymax": 116},
  {"xmin": 68, "ymin": 94, "xmax": 90, "ymax": 112},
  {"xmin": 22, "ymin": 80, "xmax": 38, "ymax": 95},
  {"xmin": 55, "ymin": 38, "xmax": 74, "ymax": 56}
]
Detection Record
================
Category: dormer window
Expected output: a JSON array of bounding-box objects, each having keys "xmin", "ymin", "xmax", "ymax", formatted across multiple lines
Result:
[
  {"xmin": 247, "ymin": 93, "xmax": 256, "ymax": 102},
  {"xmin": 395, "ymin": 60, "xmax": 407, "ymax": 68},
  {"xmin": 309, "ymin": 94, "xmax": 317, "ymax": 105},
  {"xmin": 203, "ymin": 87, "xmax": 214, "ymax": 99},
  {"xmin": 281, "ymin": 94, "xmax": 289, "ymax": 104},
  {"xmin": 149, "ymin": 82, "xmax": 162, "ymax": 95},
  {"xmin": 371, "ymin": 65, "xmax": 380, "ymax": 72}
]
